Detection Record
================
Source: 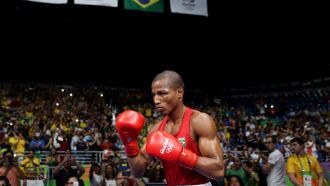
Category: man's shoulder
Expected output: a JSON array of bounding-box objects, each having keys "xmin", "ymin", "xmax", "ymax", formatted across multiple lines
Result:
[
  {"xmin": 271, "ymin": 149, "xmax": 281, "ymax": 155},
  {"xmin": 287, "ymin": 154, "xmax": 297, "ymax": 161},
  {"xmin": 191, "ymin": 110, "xmax": 212, "ymax": 123},
  {"xmin": 190, "ymin": 110, "xmax": 217, "ymax": 137},
  {"xmin": 308, "ymin": 155, "xmax": 319, "ymax": 162}
]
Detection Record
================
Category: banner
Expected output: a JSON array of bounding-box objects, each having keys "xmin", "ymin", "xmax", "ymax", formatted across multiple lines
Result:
[
  {"xmin": 25, "ymin": 0, "xmax": 68, "ymax": 4},
  {"xmin": 124, "ymin": 0, "xmax": 164, "ymax": 13},
  {"xmin": 170, "ymin": 0, "xmax": 208, "ymax": 17},
  {"xmin": 74, "ymin": 0, "xmax": 118, "ymax": 7}
]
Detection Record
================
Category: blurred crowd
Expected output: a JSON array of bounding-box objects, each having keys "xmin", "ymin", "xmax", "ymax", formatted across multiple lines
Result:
[{"xmin": 0, "ymin": 83, "xmax": 329, "ymax": 186}]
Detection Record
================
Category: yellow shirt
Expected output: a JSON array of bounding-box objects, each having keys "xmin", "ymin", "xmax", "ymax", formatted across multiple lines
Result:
[
  {"xmin": 60, "ymin": 123, "xmax": 69, "ymax": 133},
  {"xmin": 20, "ymin": 157, "xmax": 40, "ymax": 171},
  {"xmin": 8, "ymin": 137, "xmax": 18, "ymax": 151},
  {"xmin": 145, "ymin": 108, "xmax": 152, "ymax": 117},
  {"xmin": 79, "ymin": 122, "xmax": 87, "ymax": 128},
  {"xmin": 16, "ymin": 139, "xmax": 26, "ymax": 154},
  {"xmin": 19, "ymin": 157, "xmax": 40, "ymax": 179},
  {"xmin": 51, "ymin": 123, "xmax": 57, "ymax": 132},
  {"xmin": 286, "ymin": 154, "xmax": 323, "ymax": 186}
]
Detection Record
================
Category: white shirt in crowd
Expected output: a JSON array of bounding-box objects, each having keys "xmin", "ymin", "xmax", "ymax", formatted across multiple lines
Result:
[{"xmin": 267, "ymin": 149, "xmax": 286, "ymax": 186}]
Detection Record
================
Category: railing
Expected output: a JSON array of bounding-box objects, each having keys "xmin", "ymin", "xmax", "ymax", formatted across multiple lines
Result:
[{"xmin": 19, "ymin": 151, "xmax": 104, "ymax": 165}]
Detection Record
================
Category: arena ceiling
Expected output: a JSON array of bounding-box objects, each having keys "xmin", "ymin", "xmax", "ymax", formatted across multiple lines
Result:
[{"xmin": 10, "ymin": 1, "xmax": 330, "ymax": 90}]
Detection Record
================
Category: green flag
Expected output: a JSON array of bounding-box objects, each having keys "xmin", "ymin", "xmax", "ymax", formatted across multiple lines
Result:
[{"xmin": 124, "ymin": 0, "xmax": 164, "ymax": 13}]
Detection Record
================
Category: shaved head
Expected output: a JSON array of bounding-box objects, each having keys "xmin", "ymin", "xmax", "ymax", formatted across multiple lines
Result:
[{"xmin": 153, "ymin": 70, "xmax": 185, "ymax": 90}]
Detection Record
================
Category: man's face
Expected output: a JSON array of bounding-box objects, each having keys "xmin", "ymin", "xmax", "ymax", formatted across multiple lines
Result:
[
  {"xmin": 290, "ymin": 142, "xmax": 303, "ymax": 154},
  {"xmin": 116, "ymin": 172, "xmax": 128, "ymax": 186},
  {"xmin": 4, "ymin": 152, "xmax": 13, "ymax": 165},
  {"xmin": 229, "ymin": 176, "xmax": 241, "ymax": 186},
  {"xmin": 64, "ymin": 160, "xmax": 72, "ymax": 168},
  {"xmin": 106, "ymin": 164, "xmax": 113, "ymax": 175},
  {"xmin": 264, "ymin": 137, "xmax": 275, "ymax": 151},
  {"xmin": 65, "ymin": 177, "xmax": 78, "ymax": 186},
  {"xmin": 233, "ymin": 158, "xmax": 241, "ymax": 169},
  {"xmin": 28, "ymin": 151, "xmax": 34, "ymax": 158},
  {"xmin": 151, "ymin": 79, "xmax": 182, "ymax": 115}
]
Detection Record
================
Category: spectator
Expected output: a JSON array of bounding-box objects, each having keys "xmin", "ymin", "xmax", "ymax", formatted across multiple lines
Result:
[
  {"xmin": 259, "ymin": 136, "xmax": 286, "ymax": 186},
  {"xmin": 116, "ymin": 171, "xmax": 145, "ymax": 186},
  {"xmin": 64, "ymin": 175, "xmax": 84, "ymax": 186},
  {"xmin": 227, "ymin": 175, "xmax": 244, "ymax": 186},
  {"xmin": 0, "ymin": 151, "xmax": 25, "ymax": 186},
  {"xmin": 11, "ymin": 133, "xmax": 28, "ymax": 156},
  {"xmin": 89, "ymin": 159, "xmax": 104, "ymax": 186},
  {"xmin": 70, "ymin": 131, "xmax": 80, "ymax": 152},
  {"xmin": 226, "ymin": 157, "xmax": 248, "ymax": 186},
  {"xmin": 59, "ymin": 136, "xmax": 70, "ymax": 152},
  {"xmin": 44, "ymin": 137, "xmax": 54, "ymax": 151},
  {"xmin": 19, "ymin": 150, "xmax": 40, "ymax": 179},
  {"xmin": 53, "ymin": 156, "xmax": 85, "ymax": 186},
  {"xmin": 76, "ymin": 135, "xmax": 88, "ymax": 151},
  {"xmin": 103, "ymin": 163, "xmax": 117, "ymax": 186},
  {"xmin": 29, "ymin": 132, "xmax": 45, "ymax": 152},
  {"xmin": 88, "ymin": 133, "xmax": 101, "ymax": 152},
  {"xmin": 243, "ymin": 161, "xmax": 259, "ymax": 186},
  {"xmin": 45, "ymin": 148, "xmax": 61, "ymax": 166},
  {"xmin": 287, "ymin": 137, "xmax": 324, "ymax": 186}
]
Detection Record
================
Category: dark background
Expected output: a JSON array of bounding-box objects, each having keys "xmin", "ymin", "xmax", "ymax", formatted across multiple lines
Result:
[{"xmin": 11, "ymin": 0, "xmax": 330, "ymax": 90}]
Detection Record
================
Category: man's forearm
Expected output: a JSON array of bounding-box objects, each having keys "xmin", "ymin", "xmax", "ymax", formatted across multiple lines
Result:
[
  {"xmin": 74, "ymin": 162, "xmax": 85, "ymax": 176},
  {"xmin": 52, "ymin": 160, "xmax": 66, "ymax": 176},
  {"xmin": 127, "ymin": 153, "xmax": 148, "ymax": 178},
  {"xmin": 318, "ymin": 174, "xmax": 324, "ymax": 186},
  {"xmin": 194, "ymin": 156, "xmax": 224, "ymax": 180},
  {"xmin": 288, "ymin": 173, "xmax": 303, "ymax": 186}
]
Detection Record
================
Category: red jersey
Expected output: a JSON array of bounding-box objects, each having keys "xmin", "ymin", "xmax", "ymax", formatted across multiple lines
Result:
[{"xmin": 158, "ymin": 107, "xmax": 209, "ymax": 186}]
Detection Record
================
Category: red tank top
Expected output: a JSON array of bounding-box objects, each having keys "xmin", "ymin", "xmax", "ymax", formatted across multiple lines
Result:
[{"xmin": 158, "ymin": 107, "xmax": 209, "ymax": 186}]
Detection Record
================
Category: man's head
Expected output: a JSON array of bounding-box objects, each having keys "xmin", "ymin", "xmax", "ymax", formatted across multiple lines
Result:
[
  {"xmin": 65, "ymin": 176, "xmax": 84, "ymax": 186},
  {"xmin": 290, "ymin": 137, "xmax": 305, "ymax": 154},
  {"xmin": 228, "ymin": 175, "xmax": 243, "ymax": 186},
  {"xmin": 151, "ymin": 70, "xmax": 185, "ymax": 115},
  {"xmin": 28, "ymin": 150, "xmax": 34, "ymax": 159},
  {"xmin": 64, "ymin": 159, "xmax": 72, "ymax": 169},
  {"xmin": 2, "ymin": 151, "xmax": 14, "ymax": 166},
  {"xmin": 93, "ymin": 163, "xmax": 102, "ymax": 175},
  {"xmin": 233, "ymin": 157, "xmax": 241, "ymax": 169},
  {"xmin": 264, "ymin": 136, "xmax": 276, "ymax": 151}
]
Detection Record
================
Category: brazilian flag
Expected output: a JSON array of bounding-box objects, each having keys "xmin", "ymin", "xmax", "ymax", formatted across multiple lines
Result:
[{"xmin": 124, "ymin": 0, "xmax": 164, "ymax": 13}]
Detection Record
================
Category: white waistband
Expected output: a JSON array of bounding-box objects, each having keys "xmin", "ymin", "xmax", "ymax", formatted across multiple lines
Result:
[{"xmin": 178, "ymin": 182, "xmax": 212, "ymax": 186}]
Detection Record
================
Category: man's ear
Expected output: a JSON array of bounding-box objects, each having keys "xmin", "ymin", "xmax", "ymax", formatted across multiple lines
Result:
[{"xmin": 178, "ymin": 88, "xmax": 184, "ymax": 100}]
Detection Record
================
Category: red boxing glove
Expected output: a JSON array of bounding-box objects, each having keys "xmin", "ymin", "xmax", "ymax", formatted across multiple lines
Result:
[
  {"xmin": 116, "ymin": 110, "xmax": 145, "ymax": 157},
  {"xmin": 146, "ymin": 131, "xmax": 198, "ymax": 169}
]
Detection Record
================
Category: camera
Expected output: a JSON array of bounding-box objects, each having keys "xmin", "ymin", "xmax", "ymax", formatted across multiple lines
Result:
[{"xmin": 6, "ymin": 122, "xmax": 13, "ymax": 129}]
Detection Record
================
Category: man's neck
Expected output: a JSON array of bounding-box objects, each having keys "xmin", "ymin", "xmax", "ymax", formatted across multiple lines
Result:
[
  {"xmin": 269, "ymin": 148, "xmax": 276, "ymax": 153},
  {"xmin": 168, "ymin": 104, "xmax": 186, "ymax": 125},
  {"xmin": 297, "ymin": 151, "xmax": 307, "ymax": 157}
]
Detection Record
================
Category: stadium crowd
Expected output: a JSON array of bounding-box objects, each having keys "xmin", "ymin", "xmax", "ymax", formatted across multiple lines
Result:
[{"xmin": 0, "ymin": 83, "xmax": 329, "ymax": 186}]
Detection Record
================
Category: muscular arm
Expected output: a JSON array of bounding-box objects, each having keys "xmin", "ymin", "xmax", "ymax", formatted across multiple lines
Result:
[{"xmin": 192, "ymin": 112, "xmax": 225, "ymax": 180}]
